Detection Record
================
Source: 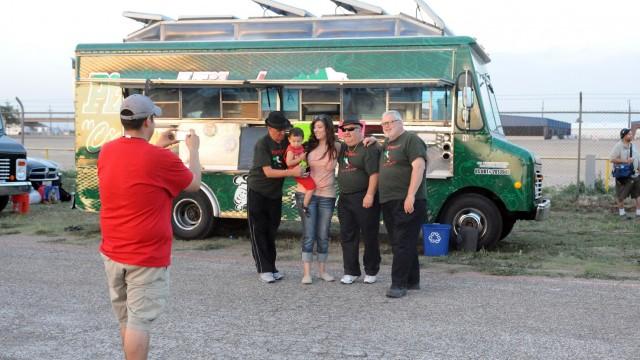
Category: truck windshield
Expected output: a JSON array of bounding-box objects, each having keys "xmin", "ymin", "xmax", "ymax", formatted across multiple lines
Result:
[
  {"xmin": 477, "ymin": 72, "xmax": 503, "ymax": 135},
  {"xmin": 473, "ymin": 56, "xmax": 504, "ymax": 135}
]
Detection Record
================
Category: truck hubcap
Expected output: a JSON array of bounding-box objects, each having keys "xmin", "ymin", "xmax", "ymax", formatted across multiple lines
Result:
[
  {"xmin": 173, "ymin": 199, "xmax": 202, "ymax": 230},
  {"xmin": 453, "ymin": 210, "xmax": 486, "ymax": 239}
]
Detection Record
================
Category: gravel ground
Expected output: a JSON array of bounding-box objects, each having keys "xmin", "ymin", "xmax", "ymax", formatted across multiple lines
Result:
[{"xmin": 1, "ymin": 234, "xmax": 639, "ymax": 360}]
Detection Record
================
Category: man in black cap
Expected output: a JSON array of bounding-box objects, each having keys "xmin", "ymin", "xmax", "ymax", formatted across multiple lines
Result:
[
  {"xmin": 248, "ymin": 111, "xmax": 304, "ymax": 283},
  {"xmin": 337, "ymin": 116, "xmax": 382, "ymax": 285},
  {"xmin": 609, "ymin": 128, "xmax": 640, "ymax": 218}
]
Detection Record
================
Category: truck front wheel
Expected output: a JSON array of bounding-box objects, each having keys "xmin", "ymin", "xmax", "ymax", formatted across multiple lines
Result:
[
  {"xmin": 500, "ymin": 216, "xmax": 517, "ymax": 240},
  {"xmin": 0, "ymin": 196, "xmax": 8, "ymax": 212},
  {"xmin": 440, "ymin": 194, "xmax": 503, "ymax": 250},
  {"xmin": 172, "ymin": 190, "xmax": 216, "ymax": 240}
]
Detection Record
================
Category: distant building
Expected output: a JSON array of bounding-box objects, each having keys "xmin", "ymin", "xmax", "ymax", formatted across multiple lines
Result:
[{"xmin": 500, "ymin": 114, "xmax": 571, "ymax": 139}]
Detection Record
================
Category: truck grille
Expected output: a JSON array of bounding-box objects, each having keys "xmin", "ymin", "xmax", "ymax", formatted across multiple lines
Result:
[
  {"xmin": 0, "ymin": 158, "xmax": 10, "ymax": 180},
  {"xmin": 534, "ymin": 169, "xmax": 543, "ymax": 200},
  {"xmin": 29, "ymin": 167, "xmax": 59, "ymax": 181}
]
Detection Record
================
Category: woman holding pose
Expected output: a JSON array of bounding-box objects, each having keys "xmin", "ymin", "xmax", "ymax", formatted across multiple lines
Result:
[{"xmin": 297, "ymin": 115, "xmax": 339, "ymax": 284}]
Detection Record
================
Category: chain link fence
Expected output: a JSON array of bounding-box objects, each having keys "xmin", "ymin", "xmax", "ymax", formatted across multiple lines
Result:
[
  {"xmin": 2, "ymin": 98, "xmax": 639, "ymax": 188},
  {"xmin": 502, "ymin": 96, "xmax": 639, "ymax": 189}
]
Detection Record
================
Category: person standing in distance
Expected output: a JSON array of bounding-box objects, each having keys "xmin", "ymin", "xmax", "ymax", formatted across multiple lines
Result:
[
  {"xmin": 610, "ymin": 128, "xmax": 640, "ymax": 218},
  {"xmin": 337, "ymin": 116, "xmax": 382, "ymax": 285},
  {"xmin": 98, "ymin": 94, "xmax": 201, "ymax": 360},
  {"xmin": 248, "ymin": 111, "xmax": 304, "ymax": 283},
  {"xmin": 378, "ymin": 110, "xmax": 427, "ymax": 298}
]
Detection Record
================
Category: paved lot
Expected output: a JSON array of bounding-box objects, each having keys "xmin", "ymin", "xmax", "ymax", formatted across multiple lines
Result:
[{"xmin": 1, "ymin": 234, "xmax": 639, "ymax": 359}]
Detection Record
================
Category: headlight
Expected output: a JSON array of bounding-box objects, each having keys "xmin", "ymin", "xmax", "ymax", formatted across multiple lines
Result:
[{"xmin": 16, "ymin": 159, "xmax": 27, "ymax": 181}]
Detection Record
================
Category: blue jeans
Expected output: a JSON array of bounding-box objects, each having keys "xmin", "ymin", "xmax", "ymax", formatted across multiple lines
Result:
[{"xmin": 295, "ymin": 192, "xmax": 335, "ymax": 262}]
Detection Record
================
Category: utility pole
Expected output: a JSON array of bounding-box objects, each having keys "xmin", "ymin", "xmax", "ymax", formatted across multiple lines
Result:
[
  {"xmin": 49, "ymin": 105, "xmax": 53, "ymax": 135},
  {"xmin": 576, "ymin": 92, "xmax": 583, "ymax": 197},
  {"xmin": 541, "ymin": 100, "xmax": 544, "ymax": 119},
  {"xmin": 15, "ymin": 97, "xmax": 24, "ymax": 145}
]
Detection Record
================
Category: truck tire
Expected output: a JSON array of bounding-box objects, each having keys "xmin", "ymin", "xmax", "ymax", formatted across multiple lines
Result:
[
  {"xmin": 439, "ymin": 194, "xmax": 503, "ymax": 250},
  {"xmin": 0, "ymin": 196, "xmax": 8, "ymax": 212},
  {"xmin": 172, "ymin": 190, "xmax": 216, "ymax": 240},
  {"xmin": 500, "ymin": 216, "xmax": 517, "ymax": 240}
]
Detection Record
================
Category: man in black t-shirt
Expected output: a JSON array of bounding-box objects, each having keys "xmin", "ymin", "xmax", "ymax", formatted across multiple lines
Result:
[
  {"xmin": 378, "ymin": 110, "xmax": 427, "ymax": 298},
  {"xmin": 337, "ymin": 117, "xmax": 382, "ymax": 285},
  {"xmin": 248, "ymin": 111, "xmax": 302, "ymax": 283}
]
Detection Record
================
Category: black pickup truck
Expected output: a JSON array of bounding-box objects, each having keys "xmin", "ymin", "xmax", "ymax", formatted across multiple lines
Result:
[{"xmin": 0, "ymin": 113, "xmax": 30, "ymax": 212}]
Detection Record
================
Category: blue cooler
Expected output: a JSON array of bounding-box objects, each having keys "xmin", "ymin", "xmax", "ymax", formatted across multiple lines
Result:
[{"xmin": 422, "ymin": 223, "xmax": 451, "ymax": 256}]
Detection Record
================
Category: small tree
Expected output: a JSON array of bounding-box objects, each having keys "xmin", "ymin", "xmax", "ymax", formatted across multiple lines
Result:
[{"xmin": 0, "ymin": 102, "xmax": 20, "ymax": 125}]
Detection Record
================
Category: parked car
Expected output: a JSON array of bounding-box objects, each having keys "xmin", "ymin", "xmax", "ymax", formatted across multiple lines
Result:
[
  {"xmin": 27, "ymin": 157, "xmax": 61, "ymax": 189},
  {"xmin": 0, "ymin": 113, "xmax": 30, "ymax": 212}
]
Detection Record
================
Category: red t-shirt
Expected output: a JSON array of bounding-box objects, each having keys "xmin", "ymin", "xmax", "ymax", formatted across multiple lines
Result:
[{"xmin": 98, "ymin": 137, "xmax": 193, "ymax": 267}]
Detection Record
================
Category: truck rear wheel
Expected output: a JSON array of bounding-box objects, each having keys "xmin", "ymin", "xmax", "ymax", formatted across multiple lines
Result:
[
  {"xmin": 172, "ymin": 190, "xmax": 216, "ymax": 240},
  {"xmin": 0, "ymin": 196, "xmax": 8, "ymax": 212},
  {"xmin": 439, "ymin": 194, "xmax": 503, "ymax": 250}
]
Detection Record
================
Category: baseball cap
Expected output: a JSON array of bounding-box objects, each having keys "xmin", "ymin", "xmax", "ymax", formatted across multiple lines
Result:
[
  {"xmin": 265, "ymin": 111, "xmax": 292, "ymax": 130},
  {"xmin": 120, "ymin": 94, "xmax": 162, "ymax": 121},
  {"xmin": 620, "ymin": 128, "xmax": 631, "ymax": 139}
]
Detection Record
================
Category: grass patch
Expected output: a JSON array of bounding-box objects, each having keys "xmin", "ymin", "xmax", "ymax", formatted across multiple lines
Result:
[
  {"xmin": 2, "ymin": 180, "xmax": 638, "ymax": 280},
  {"xmin": 0, "ymin": 200, "xmax": 101, "ymax": 245}
]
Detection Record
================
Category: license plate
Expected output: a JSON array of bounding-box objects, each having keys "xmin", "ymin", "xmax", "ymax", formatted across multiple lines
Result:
[{"xmin": 43, "ymin": 181, "xmax": 52, "ymax": 186}]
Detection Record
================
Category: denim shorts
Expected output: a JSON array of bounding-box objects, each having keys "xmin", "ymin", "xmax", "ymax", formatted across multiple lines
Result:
[{"xmin": 295, "ymin": 192, "xmax": 335, "ymax": 262}]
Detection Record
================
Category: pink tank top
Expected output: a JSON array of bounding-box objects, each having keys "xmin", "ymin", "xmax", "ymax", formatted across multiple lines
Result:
[{"xmin": 297, "ymin": 143, "xmax": 337, "ymax": 198}]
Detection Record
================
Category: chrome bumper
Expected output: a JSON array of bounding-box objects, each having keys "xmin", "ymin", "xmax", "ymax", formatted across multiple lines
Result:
[
  {"xmin": 535, "ymin": 198, "xmax": 551, "ymax": 221},
  {"xmin": 0, "ymin": 181, "xmax": 31, "ymax": 196}
]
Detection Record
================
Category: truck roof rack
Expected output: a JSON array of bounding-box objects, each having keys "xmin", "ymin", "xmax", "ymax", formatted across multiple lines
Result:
[
  {"xmin": 330, "ymin": 0, "xmax": 386, "ymax": 15},
  {"xmin": 252, "ymin": 0, "xmax": 314, "ymax": 17}
]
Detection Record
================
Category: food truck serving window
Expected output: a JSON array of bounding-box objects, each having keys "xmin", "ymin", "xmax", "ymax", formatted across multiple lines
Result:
[
  {"xmin": 388, "ymin": 87, "xmax": 451, "ymax": 122},
  {"xmin": 182, "ymin": 88, "xmax": 221, "ymax": 118}
]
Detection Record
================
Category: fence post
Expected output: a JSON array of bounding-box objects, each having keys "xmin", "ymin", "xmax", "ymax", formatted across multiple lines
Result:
[
  {"xmin": 576, "ymin": 92, "xmax": 583, "ymax": 197},
  {"xmin": 629, "ymin": 99, "xmax": 632, "ymax": 129}
]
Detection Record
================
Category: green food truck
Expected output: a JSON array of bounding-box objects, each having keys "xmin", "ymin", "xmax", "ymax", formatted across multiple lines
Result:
[{"xmin": 74, "ymin": 0, "xmax": 550, "ymax": 249}]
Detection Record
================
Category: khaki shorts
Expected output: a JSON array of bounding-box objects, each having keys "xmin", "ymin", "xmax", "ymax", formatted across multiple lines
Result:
[
  {"xmin": 101, "ymin": 253, "xmax": 169, "ymax": 332},
  {"xmin": 615, "ymin": 177, "xmax": 640, "ymax": 201}
]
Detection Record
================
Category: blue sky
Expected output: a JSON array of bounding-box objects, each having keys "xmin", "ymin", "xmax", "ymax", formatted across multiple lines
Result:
[{"xmin": 1, "ymin": 0, "xmax": 638, "ymax": 114}]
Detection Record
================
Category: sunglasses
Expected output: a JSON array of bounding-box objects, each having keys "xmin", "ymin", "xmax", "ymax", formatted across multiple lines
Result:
[{"xmin": 342, "ymin": 127, "xmax": 359, "ymax": 132}]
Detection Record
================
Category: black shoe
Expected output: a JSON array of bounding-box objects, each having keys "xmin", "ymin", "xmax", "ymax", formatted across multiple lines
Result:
[
  {"xmin": 408, "ymin": 283, "xmax": 420, "ymax": 290},
  {"xmin": 385, "ymin": 287, "xmax": 407, "ymax": 298}
]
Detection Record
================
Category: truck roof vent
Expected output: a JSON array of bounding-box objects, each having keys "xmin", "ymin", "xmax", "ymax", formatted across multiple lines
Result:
[
  {"xmin": 330, "ymin": 0, "xmax": 386, "ymax": 15},
  {"xmin": 252, "ymin": 0, "xmax": 315, "ymax": 17},
  {"xmin": 123, "ymin": 11, "xmax": 173, "ymax": 25},
  {"xmin": 177, "ymin": 15, "xmax": 238, "ymax": 21}
]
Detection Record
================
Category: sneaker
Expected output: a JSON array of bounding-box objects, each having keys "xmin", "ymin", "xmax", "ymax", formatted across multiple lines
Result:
[
  {"xmin": 385, "ymin": 287, "xmax": 407, "ymax": 298},
  {"xmin": 408, "ymin": 283, "xmax": 420, "ymax": 290},
  {"xmin": 363, "ymin": 275, "xmax": 377, "ymax": 284},
  {"xmin": 272, "ymin": 271, "xmax": 284, "ymax": 281},
  {"xmin": 340, "ymin": 275, "xmax": 359, "ymax": 284},
  {"xmin": 259, "ymin": 272, "xmax": 275, "ymax": 283},
  {"xmin": 301, "ymin": 275, "xmax": 312, "ymax": 284},
  {"xmin": 319, "ymin": 272, "xmax": 335, "ymax": 282}
]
